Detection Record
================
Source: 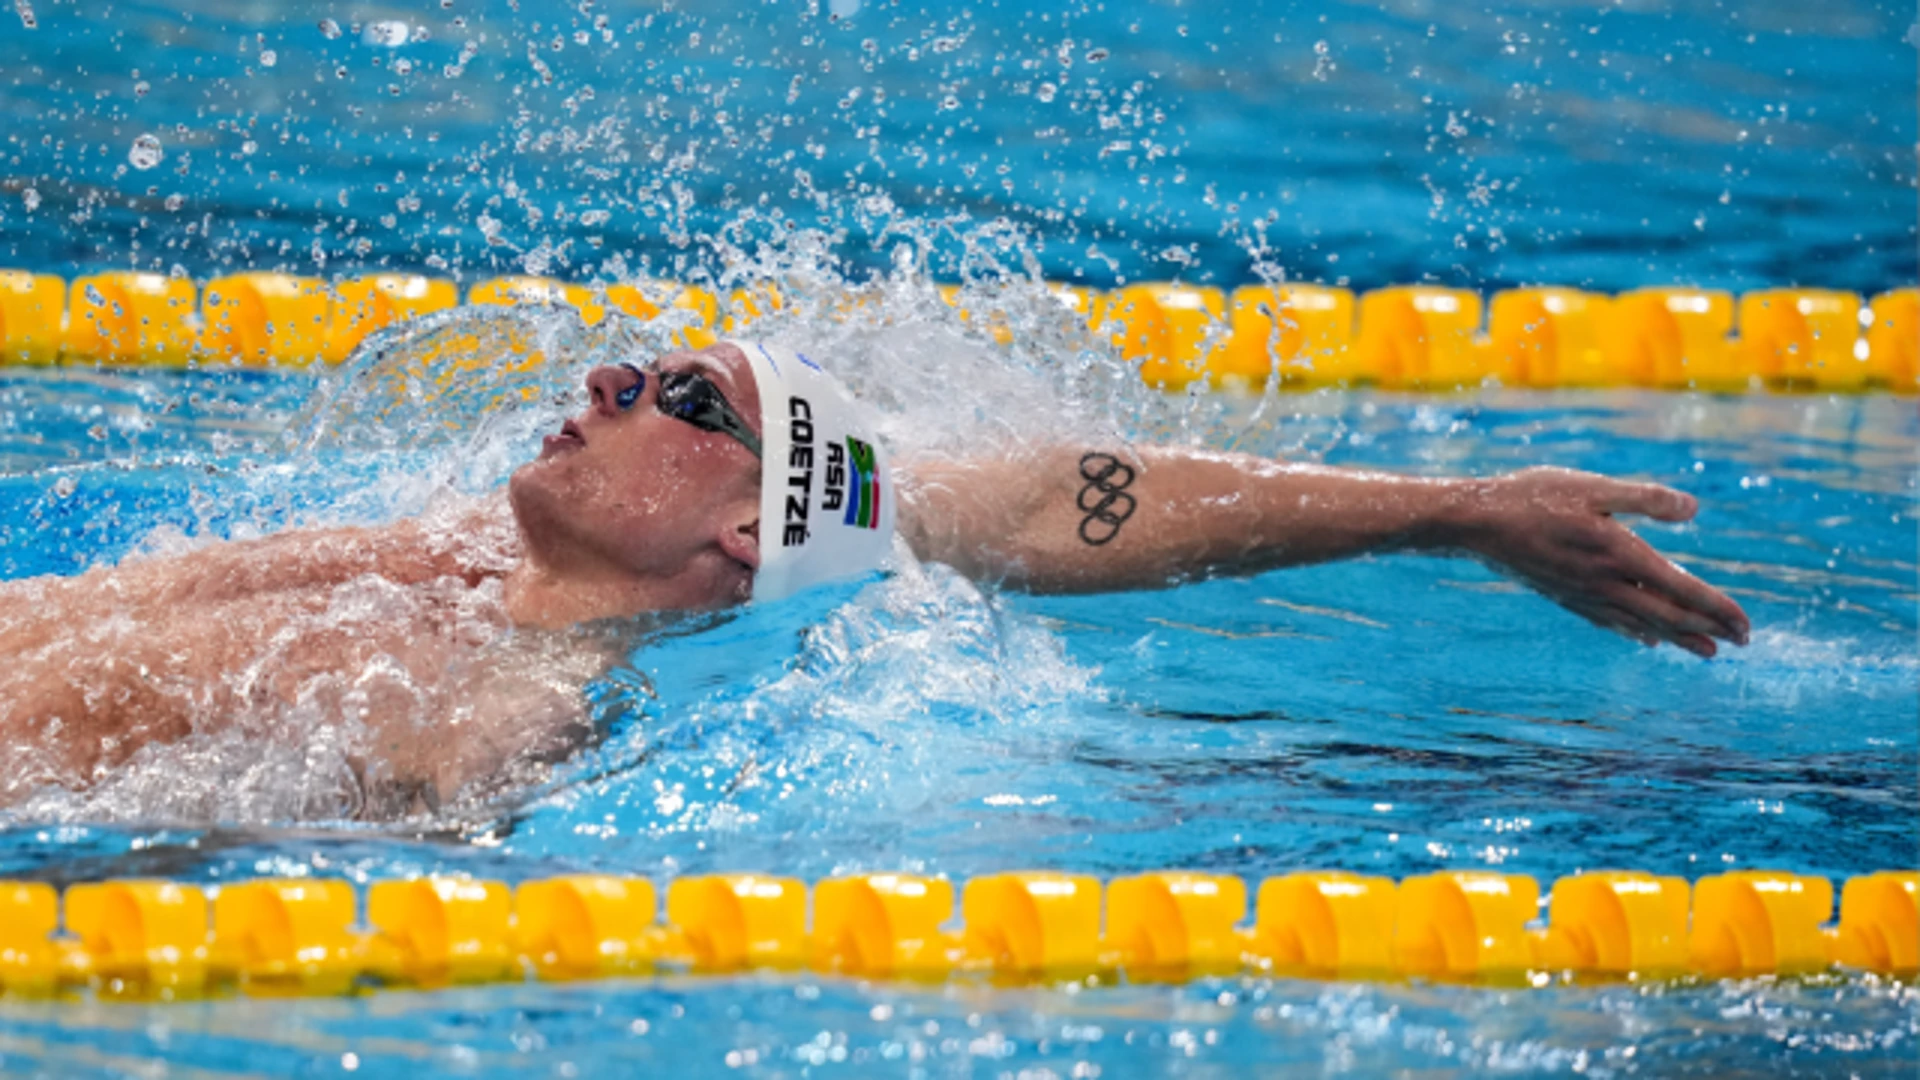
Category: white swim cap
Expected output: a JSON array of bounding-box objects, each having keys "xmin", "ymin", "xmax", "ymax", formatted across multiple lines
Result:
[{"xmin": 728, "ymin": 339, "xmax": 896, "ymax": 602}]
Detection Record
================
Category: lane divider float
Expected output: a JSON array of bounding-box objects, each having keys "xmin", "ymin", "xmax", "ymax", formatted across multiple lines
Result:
[
  {"xmin": 0, "ymin": 269, "xmax": 1912, "ymax": 392},
  {"xmin": 0, "ymin": 868, "xmax": 1911, "ymax": 1000}
]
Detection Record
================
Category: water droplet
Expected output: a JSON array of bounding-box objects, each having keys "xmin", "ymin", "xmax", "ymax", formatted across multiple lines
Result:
[
  {"xmin": 259, "ymin": 49, "xmax": 277, "ymax": 68},
  {"xmin": 241, "ymin": 140, "xmax": 258, "ymax": 156},
  {"xmin": 14, "ymin": 0, "xmax": 36, "ymax": 30},
  {"xmin": 318, "ymin": 18, "xmax": 341, "ymax": 40},
  {"xmin": 391, "ymin": 57, "xmax": 413, "ymax": 75},
  {"xmin": 163, "ymin": 193, "xmax": 183, "ymax": 211},
  {"xmin": 128, "ymin": 133, "xmax": 164, "ymax": 170},
  {"xmin": 1035, "ymin": 82, "xmax": 1057, "ymax": 103},
  {"xmin": 133, "ymin": 80, "xmax": 150, "ymax": 97},
  {"xmin": 21, "ymin": 187, "xmax": 40, "ymax": 211},
  {"xmin": 51, "ymin": 476, "xmax": 76, "ymax": 499},
  {"xmin": 362, "ymin": 20, "xmax": 409, "ymax": 47},
  {"xmin": 1311, "ymin": 39, "xmax": 1336, "ymax": 80}
]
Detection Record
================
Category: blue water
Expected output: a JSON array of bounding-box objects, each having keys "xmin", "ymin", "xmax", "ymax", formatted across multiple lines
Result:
[
  {"xmin": 0, "ymin": 0, "xmax": 1913, "ymax": 294},
  {"xmin": 1, "ymin": 0, "xmax": 1917, "ymax": 1074}
]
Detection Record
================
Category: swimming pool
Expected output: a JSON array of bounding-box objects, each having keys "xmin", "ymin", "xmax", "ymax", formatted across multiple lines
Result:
[{"xmin": 3, "ymin": 0, "xmax": 1917, "ymax": 1074}]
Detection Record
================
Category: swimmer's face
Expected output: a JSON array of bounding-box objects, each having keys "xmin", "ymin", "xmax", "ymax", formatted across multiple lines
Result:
[{"xmin": 509, "ymin": 341, "xmax": 764, "ymax": 609}]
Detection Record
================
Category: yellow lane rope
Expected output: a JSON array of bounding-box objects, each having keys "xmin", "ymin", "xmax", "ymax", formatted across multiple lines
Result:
[
  {"xmin": 0, "ymin": 868, "xmax": 1912, "ymax": 1000},
  {"xmin": 0, "ymin": 270, "xmax": 1912, "ymax": 392}
]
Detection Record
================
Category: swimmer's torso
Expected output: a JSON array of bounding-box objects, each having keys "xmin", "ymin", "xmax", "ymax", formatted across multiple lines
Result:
[{"xmin": 0, "ymin": 500, "xmax": 603, "ymax": 817}]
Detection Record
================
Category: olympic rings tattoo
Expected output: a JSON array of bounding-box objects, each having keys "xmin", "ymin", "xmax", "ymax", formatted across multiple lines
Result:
[{"xmin": 1076, "ymin": 452, "xmax": 1137, "ymax": 546}]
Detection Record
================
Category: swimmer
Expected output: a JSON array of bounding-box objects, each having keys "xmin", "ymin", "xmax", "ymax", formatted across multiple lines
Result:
[{"xmin": 0, "ymin": 339, "xmax": 1750, "ymax": 817}]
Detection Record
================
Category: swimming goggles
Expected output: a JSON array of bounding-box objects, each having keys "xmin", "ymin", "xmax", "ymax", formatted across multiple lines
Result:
[{"xmin": 617, "ymin": 362, "xmax": 762, "ymax": 459}]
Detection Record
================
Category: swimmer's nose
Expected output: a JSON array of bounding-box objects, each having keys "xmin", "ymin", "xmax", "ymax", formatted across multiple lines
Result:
[{"xmin": 584, "ymin": 364, "xmax": 646, "ymax": 418}]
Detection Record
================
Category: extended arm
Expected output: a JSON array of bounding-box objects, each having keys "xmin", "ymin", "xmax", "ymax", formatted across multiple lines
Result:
[{"xmin": 896, "ymin": 445, "xmax": 1749, "ymax": 657}]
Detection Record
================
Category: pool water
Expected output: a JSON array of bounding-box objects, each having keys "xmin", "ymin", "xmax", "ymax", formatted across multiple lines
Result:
[
  {"xmin": 0, "ymin": 0, "xmax": 1912, "ymax": 295},
  {"xmin": 0, "ymin": 351, "xmax": 1914, "ymax": 1073}
]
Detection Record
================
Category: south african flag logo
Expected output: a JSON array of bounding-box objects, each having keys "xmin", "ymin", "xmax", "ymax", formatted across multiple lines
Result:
[{"xmin": 842, "ymin": 437, "xmax": 880, "ymax": 530}]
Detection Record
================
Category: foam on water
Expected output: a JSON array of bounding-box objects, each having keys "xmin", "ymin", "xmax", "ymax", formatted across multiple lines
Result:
[
  {"xmin": 506, "ymin": 561, "xmax": 1108, "ymax": 865},
  {"xmin": 1685, "ymin": 625, "xmax": 1920, "ymax": 709}
]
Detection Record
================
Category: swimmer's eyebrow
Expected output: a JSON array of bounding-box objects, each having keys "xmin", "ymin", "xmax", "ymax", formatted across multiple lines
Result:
[
  {"xmin": 655, "ymin": 351, "xmax": 725, "ymax": 380},
  {"xmin": 684, "ymin": 353, "xmax": 729, "ymax": 380}
]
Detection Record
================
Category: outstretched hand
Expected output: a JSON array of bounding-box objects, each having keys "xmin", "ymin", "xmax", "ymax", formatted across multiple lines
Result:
[{"xmin": 1454, "ymin": 467, "xmax": 1750, "ymax": 658}]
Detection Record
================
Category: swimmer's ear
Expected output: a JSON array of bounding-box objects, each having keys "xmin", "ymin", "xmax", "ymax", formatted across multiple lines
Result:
[{"xmin": 717, "ymin": 516, "xmax": 760, "ymax": 572}]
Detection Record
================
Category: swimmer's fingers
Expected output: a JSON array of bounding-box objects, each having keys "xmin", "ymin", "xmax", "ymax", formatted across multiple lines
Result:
[
  {"xmin": 1571, "ymin": 598, "xmax": 1661, "ymax": 648},
  {"xmin": 1603, "ymin": 580, "xmax": 1725, "ymax": 658},
  {"xmin": 1534, "ymin": 567, "xmax": 1712, "ymax": 656},
  {"xmin": 1475, "ymin": 468, "xmax": 1748, "ymax": 656},
  {"xmin": 1593, "ymin": 480, "xmax": 1697, "ymax": 523},
  {"xmin": 1609, "ymin": 532, "xmax": 1751, "ymax": 645},
  {"xmin": 1534, "ymin": 530, "xmax": 1727, "ymax": 656}
]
